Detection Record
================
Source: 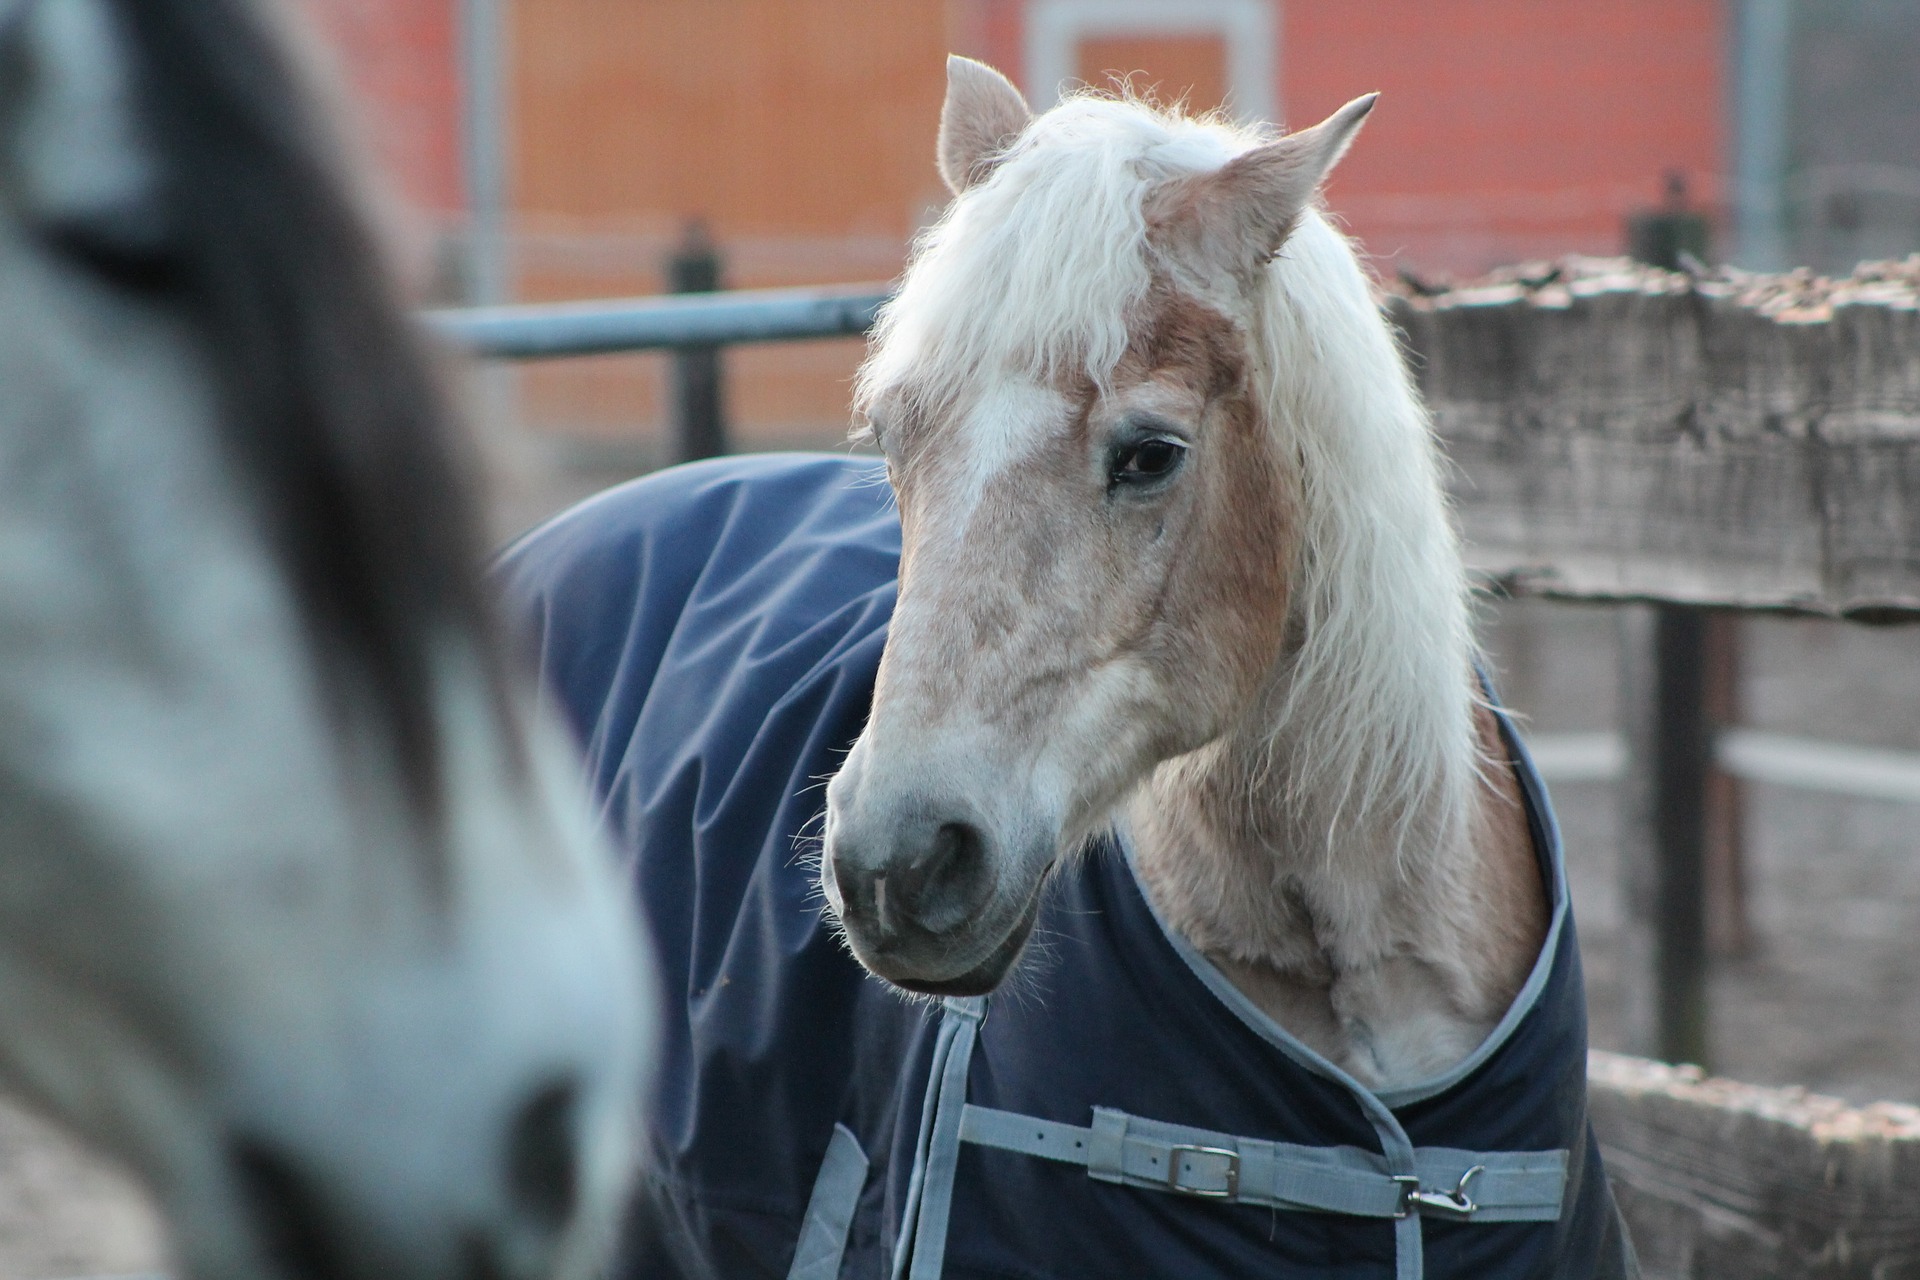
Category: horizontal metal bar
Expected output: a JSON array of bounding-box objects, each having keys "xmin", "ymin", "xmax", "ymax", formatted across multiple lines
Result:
[
  {"xmin": 1525, "ymin": 732, "xmax": 1627, "ymax": 783},
  {"xmin": 424, "ymin": 284, "xmax": 892, "ymax": 359},
  {"xmin": 1717, "ymin": 729, "xmax": 1920, "ymax": 805},
  {"xmin": 1527, "ymin": 729, "xmax": 1920, "ymax": 805}
]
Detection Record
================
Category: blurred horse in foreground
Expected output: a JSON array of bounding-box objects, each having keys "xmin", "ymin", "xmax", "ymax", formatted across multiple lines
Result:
[{"xmin": 0, "ymin": 1, "xmax": 653, "ymax": 1277}]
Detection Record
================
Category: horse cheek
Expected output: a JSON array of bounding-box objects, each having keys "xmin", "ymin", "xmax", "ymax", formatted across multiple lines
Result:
[{"xmin": 1191, "ymin": 415, "xmax": 1293, "ymax": 715}]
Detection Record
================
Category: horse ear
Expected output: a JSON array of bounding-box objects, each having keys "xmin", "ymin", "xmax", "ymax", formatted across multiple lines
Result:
[
  {"xmin": 3, "ymin": 0, "xmax": 167, "ymax": 249},
  {"xmin": 937, "ymin": 55, "xmax": 1031, "ymax": 196},
  {"xmin": 1153, "ymin": 93, "xmax": 1378, "ymax": 282}
]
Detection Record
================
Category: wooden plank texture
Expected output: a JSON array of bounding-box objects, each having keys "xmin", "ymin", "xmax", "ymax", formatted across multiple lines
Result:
[
  {"xmin": 1588, "ymin": 1052, "xmax": 1920, "ymax": 1279},
  {"xmin": 1392, "ymin": 257, "xmax": 1920, "ymax": 617}
]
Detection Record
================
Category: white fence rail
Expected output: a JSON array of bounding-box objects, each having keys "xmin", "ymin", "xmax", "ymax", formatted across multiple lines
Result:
[{"xmin": 1530, "ymin": 729, "xmax": 1920, "ymax": 804}]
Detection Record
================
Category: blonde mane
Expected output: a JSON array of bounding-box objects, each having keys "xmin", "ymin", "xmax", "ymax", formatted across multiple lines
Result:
[{"xmin": 858, "ymin": 92, "xmax": 1478, "ymax": 872}]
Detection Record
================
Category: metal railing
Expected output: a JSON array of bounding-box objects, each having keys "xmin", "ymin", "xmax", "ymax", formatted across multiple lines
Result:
[{"xmin": 425, "ymin": 283, "xmax": 891, "ymax": 360}]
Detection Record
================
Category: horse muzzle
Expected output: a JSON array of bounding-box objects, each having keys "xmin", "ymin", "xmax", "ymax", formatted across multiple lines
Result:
[{"xmin": 823, "ymin": 788, "xmax": 1051, "ymax": 993}]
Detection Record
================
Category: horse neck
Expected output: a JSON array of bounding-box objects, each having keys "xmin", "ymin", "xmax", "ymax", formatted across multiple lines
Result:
[{"xmin": 1130, "ymin": 211, "xmax": 1499, "ymax": 995}]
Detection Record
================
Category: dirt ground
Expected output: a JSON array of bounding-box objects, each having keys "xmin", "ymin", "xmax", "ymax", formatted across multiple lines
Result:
[{"xmin": 7, "ymin": 537, "xmax": 1919, "ymax": 1278}]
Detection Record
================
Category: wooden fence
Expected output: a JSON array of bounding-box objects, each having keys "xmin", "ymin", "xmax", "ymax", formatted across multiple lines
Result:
[
  {"xmin": 1588, "ymin": 1053, "xmax": 1920, "ymax": 1280},
  {"xmin": 1392, "ymin": 256, "xmax": 1920, "ymax": 619}
]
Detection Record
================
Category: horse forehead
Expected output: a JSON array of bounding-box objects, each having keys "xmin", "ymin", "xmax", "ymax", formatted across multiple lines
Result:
[
  {"xmin": 955, "ymin": 377, "xmax": 1070, "ymax": 455},
  {"xmin": 905, "ymin": 377, "xmax": 1072, "ymax": 525}
]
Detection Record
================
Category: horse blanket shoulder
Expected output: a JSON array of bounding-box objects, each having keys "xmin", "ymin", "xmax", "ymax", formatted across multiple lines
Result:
[{"xmin": 496, "ymin": 453, "xmax": 1637, "ymax": 1280}]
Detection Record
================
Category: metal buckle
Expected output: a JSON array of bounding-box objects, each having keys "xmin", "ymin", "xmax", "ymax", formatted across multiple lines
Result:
[
  {"xmin": 1165, "ymin": 1144, "xmax": 1240, "ymax": 1199},
  {"xmin": 1394, "ymin": 1165, "xmax": 1485, "ymax": 1220}
]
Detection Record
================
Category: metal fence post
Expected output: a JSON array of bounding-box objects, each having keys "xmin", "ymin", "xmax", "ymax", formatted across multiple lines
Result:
[{"xmin": 666, "ymin": 222, "xmax": 728, "ymax": 462}]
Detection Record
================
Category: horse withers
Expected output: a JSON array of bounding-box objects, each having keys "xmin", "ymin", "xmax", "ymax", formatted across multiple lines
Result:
[
  {"xmin": 0, "ymin": 2, "xmax": 653, "ymax": 1279},
  {"xmin": 502, "ymin": 57, "xmax": 1634, "ymax": 1280}
]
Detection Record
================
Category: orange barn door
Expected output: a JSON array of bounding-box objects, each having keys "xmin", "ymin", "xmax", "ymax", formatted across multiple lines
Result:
[
  {"xmin": 1074, "ymin": 33, "xmax": 1229, "ymax": 115},
  {"xmin": 509, "ymin": 0, "xmax": 949, "ymax": 455}
]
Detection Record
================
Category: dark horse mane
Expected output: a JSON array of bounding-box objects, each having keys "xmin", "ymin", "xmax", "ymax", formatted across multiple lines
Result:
[{"xmin": 112, "ymin": 0, "xmax": 500, "ymax": 826}]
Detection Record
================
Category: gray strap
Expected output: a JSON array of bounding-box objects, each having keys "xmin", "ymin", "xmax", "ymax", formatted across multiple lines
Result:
[
  {"xmin": 888, "ymin": 1009, "xmax": 959, "ymax": 1280},
  {"xmin": 1413, "ymin": 1147, "xmax": 1569, "ymax": 1221},
  {"xmin": 787, "ymin": 1124, "xmax": 870, "ymax": 1280},
  {"xmin": 961, "ymin": 1107, "xmax": 1092, "ymax": 1166},
  {"xmin": 1397, "ymin": 1211, "xmax": 1423, "ymax": 1280},
  {"xmin": 959, "ymin": 1103, "xmax": 1568, "ymax": 1223},
  {"xmin": 903, "ymin": 997, "xmax": 986, "ymax": 1280}
]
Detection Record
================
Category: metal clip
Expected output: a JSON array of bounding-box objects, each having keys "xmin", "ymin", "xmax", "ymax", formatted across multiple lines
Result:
[
  {"xmin": 1165, "ymin": 1144, "xmax": 1240, "ymax": 1199},
  {"xmin": 1393, "ymin": 1165, "xmax": 1485, "ymax": 1220}
]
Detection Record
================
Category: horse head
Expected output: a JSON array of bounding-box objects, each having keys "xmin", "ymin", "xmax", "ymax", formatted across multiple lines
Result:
[
  {"xmin": 0, "ymin": 1, "xmax": 651, "ymax": 1277},
  {"xmin": 823, "ymin": 57, "xmax": 1386, "ymax": 995}
]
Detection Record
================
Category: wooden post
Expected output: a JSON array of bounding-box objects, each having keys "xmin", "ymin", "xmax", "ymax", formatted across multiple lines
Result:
[
  {"xmin": 666, "ymin": 222, "xmax": 728, "ymax": 462},
  {"xmin": 1702, "ymin": 613, "xmax": 1751, "ymax": 957},
  {"xmin": 1650, "ymin": 607, "xmax": 1713, "ymax": 1069},
  {"xmin": 1625, "ymin": 170, "xmax": 1711, "ymax": 272},
  {"xmin": 1613, "ymin": 186, "xmax": 1746, "ymax": 1066},
  {"xmin": 1618, "ymin": 605, "xmax": 1712, "ymax": 1068}
]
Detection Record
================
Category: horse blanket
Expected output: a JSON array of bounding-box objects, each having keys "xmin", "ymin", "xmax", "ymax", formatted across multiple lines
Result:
[{"xmin": 496, "ymin": 453, "xmax": 1637, "ymax": 1280}]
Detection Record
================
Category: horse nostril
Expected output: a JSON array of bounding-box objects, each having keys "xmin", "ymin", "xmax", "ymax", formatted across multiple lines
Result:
[
  {"xmin": 229, "ymin": 1136, "xmax": 346, "ymax": 1280},
  {"xmin": 505, "ymin": 1077, "xmax": 581, "ymax": 1235},
  {"xmin": 893, "ymin": 820, "xmax": 990, "ymax": 932},
  {"xmin": 460, "ymin": 1228, "xmax": 509, "ymax": 1280}
]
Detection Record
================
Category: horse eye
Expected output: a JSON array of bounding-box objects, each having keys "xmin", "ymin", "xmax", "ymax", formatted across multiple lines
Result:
[
  {"xmin": 41, "ymin": 211, "xmax": 181, "ymax": 294},
  {"xmin": 1108, "ymin": 437, "xmax": 1187, "ymax": 489},
  {"xmin": 862, "ymin": 410, "xmax": 892, "ymax": 456}
]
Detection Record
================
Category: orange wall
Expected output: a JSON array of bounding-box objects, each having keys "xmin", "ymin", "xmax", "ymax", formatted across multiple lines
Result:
[
  {"xmin": 958, "ymin": 0, "xmax": 1723, "ymax": 272},
  {"xmin": 514, "ymin": 0, "xmax": 950, "ymax": 240},
  {"xmin": 297, "ymin": 0, "xmax": 462, "ymax": 216},
  {"xmin": 1076, "ymin": 34, "xmax": 1229, "ymax": 114},
  {"xmin": 293, "ymin": 0, "xmax": 1725, "ymax": 276},
  {"xmin": 1285, "ymin": 0, "xmax": 1726, "ymax": 271},
  {"xmin": 509, "ymin": 0, "xmax": 953, "ymax": 447}
]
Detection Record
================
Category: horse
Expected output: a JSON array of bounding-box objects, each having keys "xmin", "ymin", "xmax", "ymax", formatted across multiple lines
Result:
[
  {"xmin": 499, "ymin": 57, "xmax": 1634, "ymax": 1280},
  {"xmin": 0, "ymin": 2, "xmax": 653, "ymax": 1279}
]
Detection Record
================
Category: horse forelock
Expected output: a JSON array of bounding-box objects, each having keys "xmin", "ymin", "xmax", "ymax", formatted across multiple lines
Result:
[
  {"xmin": 856, "ymin": 95, "xmax": 1267, "ymax": 430},
  {"xmin": 111, "ymin": 0, "xmax": 505, "ymax": 842}
]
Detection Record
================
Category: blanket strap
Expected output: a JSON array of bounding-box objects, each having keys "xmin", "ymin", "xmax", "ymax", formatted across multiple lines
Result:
[
  {"xmin": 898, "ymin": 996, "xmax": 987, "ymax": 1280},
  {"xmin": 959, "ymin": 1105, "xmax": 1569, "ymax": 1222},
  {"xmin": 897, "ymin": 1000, "xmax": 1567, "ymax": 1280},
  {"xmin": 787, "ymin": 1124, "xmax": 870, "ymax": 1280}
]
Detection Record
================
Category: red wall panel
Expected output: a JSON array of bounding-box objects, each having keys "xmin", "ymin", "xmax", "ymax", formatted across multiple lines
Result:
[
  {"xmin": 296, "ymin": 0, "xmax": 463, "ymax": 217},
  {"xmin": 1283, "ymin": 0, "xmax": 1725, "ymax": 271}
]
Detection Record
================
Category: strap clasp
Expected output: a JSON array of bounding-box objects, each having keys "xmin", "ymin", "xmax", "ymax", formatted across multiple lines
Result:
[
  {"xmin": 1165, "ymin": 1144, "xmax": 1240, "ymax": 1199},
  {"xmin": 1394, "ymin": 1164, "xmax": 1485, "ymax": 1220}
]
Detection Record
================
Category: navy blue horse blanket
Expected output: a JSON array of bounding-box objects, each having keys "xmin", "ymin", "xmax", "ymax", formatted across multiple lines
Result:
[{"xmin": 497, "ymin": 453, "xmax": 1636, "ymax": 1280}]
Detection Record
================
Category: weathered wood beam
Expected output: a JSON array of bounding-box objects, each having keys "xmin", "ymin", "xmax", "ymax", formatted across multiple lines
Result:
[
  {"xmin": 1588, "ymin": 1052, "xmax": 1920, "ymax": 1279},
  {"xmin": 1392, "ymin": 257, "xmax": 1920, "ymax": 618}
]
